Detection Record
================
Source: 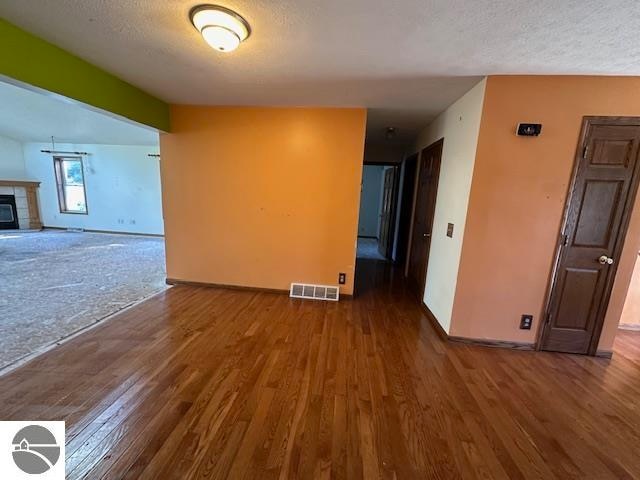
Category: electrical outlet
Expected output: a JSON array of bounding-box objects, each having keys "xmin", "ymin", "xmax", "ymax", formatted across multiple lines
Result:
[
  {"xmin": 520, "ymin": 314, "xmax": 533, "ymax": 330},
  {"xmin": 338, "ymin": 273, "xmax": 346, "ymax": 285}
]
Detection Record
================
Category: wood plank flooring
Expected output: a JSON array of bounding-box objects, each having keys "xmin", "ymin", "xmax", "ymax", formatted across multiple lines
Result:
[{"xmin": 1, "ymin": 259, "xmax": 640, "ymax": 479}]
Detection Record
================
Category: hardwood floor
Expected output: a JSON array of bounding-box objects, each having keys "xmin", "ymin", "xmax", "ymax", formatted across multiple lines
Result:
[{"xmin": 1, "ymin": 259, "xmax": 640, "ymax": 479}]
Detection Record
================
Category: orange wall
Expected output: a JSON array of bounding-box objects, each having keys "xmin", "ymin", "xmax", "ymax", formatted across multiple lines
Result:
[
  {"xmin": 451, "ymin": 76, "xmax": 640, "ymax": 351},
  {"xmin": 160, "ymin": 106, "xmax": 366, "ymax": 295}
]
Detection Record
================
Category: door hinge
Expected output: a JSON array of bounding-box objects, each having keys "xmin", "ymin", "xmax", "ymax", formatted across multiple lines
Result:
[
  {"xmin": 582, "ymin": 145, "xmax": 589, "ymax": 159},
  {"xmin": 561, "ymin": 233, "xmax": 569, "ymax": 246},
  {"xmin": 545, "ymin": 311, "xmax": 552, "ymax": 325}
]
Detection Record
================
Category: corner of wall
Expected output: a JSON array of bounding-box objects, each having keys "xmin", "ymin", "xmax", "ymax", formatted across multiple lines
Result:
[
  {"xmin": 413, "ymin": 77, "xmax": 487, "ymax": 334},
  {"xmin": 447, "ymin": 75, "xmax": 640, "ymax": 348}
]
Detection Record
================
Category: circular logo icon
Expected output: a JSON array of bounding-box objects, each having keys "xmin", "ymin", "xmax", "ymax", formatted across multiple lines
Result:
[{"xmin": 11, "ymin": 425, "xmax": 61, "ymax": 474}]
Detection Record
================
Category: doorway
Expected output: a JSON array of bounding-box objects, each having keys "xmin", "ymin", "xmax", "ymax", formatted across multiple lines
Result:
[
  {"xmin": 407, "ymin": 140, "xmax": 443, "ymax": 298},
  {"xmin": 0, "ymin": 78, "xmax": 165, "ymax": 372},
  {"xmin": 540, "ymin": 117, "xmax": 640, "ymax": 355},
  {"xmin": 356, "ymin": 164, "xmax": 399, "ymax": 261},
  {"xmin": 619, "ymin": 254, "xmax": 640, "ymax": 331}
]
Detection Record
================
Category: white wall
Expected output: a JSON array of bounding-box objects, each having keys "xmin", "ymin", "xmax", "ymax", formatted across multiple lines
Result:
[
  {"xmin": 0, "ymin": 134, "xmax": 26, "ymax": 179},
  {"xmin": 358, "ymin": 165, "xmax": 384, "ymax": 237},
  {"xmin": 414, "ymin": 78, "xmax": 486, "ymax": 333},
  {"xmin": 23, "ymin": 143, "xmax": 164, "ymax": 235}
]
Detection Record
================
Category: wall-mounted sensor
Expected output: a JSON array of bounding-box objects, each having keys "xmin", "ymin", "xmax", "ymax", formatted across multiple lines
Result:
[{"xmin": 517, "ymin": 123, "xmax": 542, "ymax": 136}]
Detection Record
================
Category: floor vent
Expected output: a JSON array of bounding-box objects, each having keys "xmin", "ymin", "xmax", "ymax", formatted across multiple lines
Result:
[{"xmin": 290, "ymin": 283, "xmax": 340, "ymax": 302}]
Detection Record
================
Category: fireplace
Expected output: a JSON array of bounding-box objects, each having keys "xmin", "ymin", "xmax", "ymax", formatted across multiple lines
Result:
[
  {"xmin": 0, "ymin": 181, "xmax": 42, "ymax": 230},
  {"xmin": 0, "ymin": 194, "xmax": 19, "ymax": 229}
]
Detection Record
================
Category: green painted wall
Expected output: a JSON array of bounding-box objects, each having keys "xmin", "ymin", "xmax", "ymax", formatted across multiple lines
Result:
[{"xmin": 0, "ymin": 18, "xmax": 170, "ymax": 131}]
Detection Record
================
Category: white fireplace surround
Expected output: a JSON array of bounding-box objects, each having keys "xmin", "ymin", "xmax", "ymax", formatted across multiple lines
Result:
[{"xmin": 0, "ymin": 180, "xmax": 42, "ymax": 230}]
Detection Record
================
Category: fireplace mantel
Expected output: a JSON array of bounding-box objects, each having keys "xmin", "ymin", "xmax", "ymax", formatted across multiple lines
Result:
[
  {"xmin": 0, "ymin": 180, "xmax": 42, "ymax": 230},
  {"xmin": 0, "ymin": 180, "xmax": 40, "ymax": 188}
]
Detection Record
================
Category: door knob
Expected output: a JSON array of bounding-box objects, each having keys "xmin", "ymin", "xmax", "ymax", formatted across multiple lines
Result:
[
  {"xmin": 598, "ymin": 255, "xmax": 614, "ymax": 265},
  {"xmin": 423, "ymin": 233, "xmax": 431, "ymax": 238}
]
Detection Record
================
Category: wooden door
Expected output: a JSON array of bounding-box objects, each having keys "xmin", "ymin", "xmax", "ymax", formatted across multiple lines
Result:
[
  {"xmin": 407, "ymin": 140, "xmax": 442, "ymax": 297},
  {"xmin": 540, "ymin": 117, "xmax": 640, "ymax": 355},
  {"xmin": 378, "ymin": 167, "xmax": 397, "ymax": 258}
]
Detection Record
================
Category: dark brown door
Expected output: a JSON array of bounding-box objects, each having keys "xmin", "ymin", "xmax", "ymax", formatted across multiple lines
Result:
[
  {"xmin": 407, "ymin": 140, "xmax": 442, "ymax": 297},
  {"xmin": 378, "ymin": 167, "xmax": 397, "ymax": 258},
  {"xmin": 541, "ymin": 117, "xmax": 640, "ymax": 355}
]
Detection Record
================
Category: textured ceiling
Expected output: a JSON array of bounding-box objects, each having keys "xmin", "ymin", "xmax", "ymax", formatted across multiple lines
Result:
[
  {"xmin": 1, "ymin": 0, "xmax": 639, "ymax": 143},
  {"xmin": 0, "ymin": 80, "xmax": 158, "ymax": 145}
]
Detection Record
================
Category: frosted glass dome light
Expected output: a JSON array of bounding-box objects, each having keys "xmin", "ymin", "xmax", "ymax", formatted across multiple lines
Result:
[{"xmin": 190, "ymin": 5, "xmax": 251, "ymax": 53}]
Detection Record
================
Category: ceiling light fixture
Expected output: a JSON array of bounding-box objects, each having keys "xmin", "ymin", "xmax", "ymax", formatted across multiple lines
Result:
[
  {"xmin": 385, "ymin": 127, "xmax": 397, "ymax": 140},
  {"xmin": 189, "ymin": 4, "xmax": 251, "ymax": 53}
]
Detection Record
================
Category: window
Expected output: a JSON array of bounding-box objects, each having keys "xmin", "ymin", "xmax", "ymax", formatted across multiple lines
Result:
[{"xmin": 54, "ymin": 156, "xmax": 87, "ymax": 214}]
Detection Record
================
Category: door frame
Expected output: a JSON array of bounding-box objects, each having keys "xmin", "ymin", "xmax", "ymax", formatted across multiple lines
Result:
[
  {"xmin": 537, "ymin": 116, "xmax": 640, "ymax": 355},
  {"xmin": 405, "ymin": 138, "xmax": 443, "ymax": 297},
  {"xmin": 395, "ymin": 153, "xmax": 419, "ymax": 266}
]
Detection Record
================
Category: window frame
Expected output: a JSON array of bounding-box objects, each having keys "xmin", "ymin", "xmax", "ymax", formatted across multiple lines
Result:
[{"xmin": 53, "ymin": 156, "xmax": 89, "ymax": 215}]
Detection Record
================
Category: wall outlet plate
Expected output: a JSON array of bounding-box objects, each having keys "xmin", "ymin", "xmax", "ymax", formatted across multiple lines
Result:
[
  {"xmin": 338, "ymin": 273, "xmax": 346, "ymax": 285},
  {"xmin": 520, "ymin": 314, "xmax": 533, "ymax": 330}
]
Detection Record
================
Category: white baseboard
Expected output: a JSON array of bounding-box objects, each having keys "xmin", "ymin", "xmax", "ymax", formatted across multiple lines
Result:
[{"xmin": 619, "ymin": 323, "xmax": 640, "ymax": 331}]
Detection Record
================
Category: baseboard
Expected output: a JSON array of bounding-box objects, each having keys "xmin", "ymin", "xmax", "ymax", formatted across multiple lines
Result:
[
  {"xmin": 166, "ymin": 278, "xmax": 289, "ymax": 295},
  {"xmin": 618, "ymin": 323, "xmax": 640, "ymax": 331},
  {"xmin": 418, "ymin": 302, "xmax": 536, "ymax": 350},
  {"xmin": 448, "ymin": 336, "xmax": 536, "ymax": 351},
  {"xmin": 0, "ymin": 229, "xmax": 41, "ymax": 233},
  {"xmin": 419, "ymin": 302, "xmax": 449, "ymax": 340},
  {"xmin": 166, "ymin": 278, "xmax": 354, "ymax": 299},
  {"xmin": 595, "ymin": 349, "xmax": 614, "ymax": 359},
  {"xmin": 43, "ymin": 226, "xmax": 164, "ymax": 238},
  {"xmin": 418, "ymin": 299, "xmax": 615, "ymax": 355}
]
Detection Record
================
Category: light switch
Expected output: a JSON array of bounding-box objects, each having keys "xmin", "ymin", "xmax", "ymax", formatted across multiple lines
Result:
[{"xmin": 447, "ymin": 223, "xmax": 454, "ymax": 238}]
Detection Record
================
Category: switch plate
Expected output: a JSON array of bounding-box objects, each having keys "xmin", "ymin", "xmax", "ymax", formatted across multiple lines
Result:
[
  {"xmin": 338, "ymin": 273, "xmax": 346, "ymax": 285},
  {"xmin": 520, "ymin": 314, "xmax": 533, "ymax": 330},
  {"xmin": 447, "ymin": 223, "xmax": 454, "ymax": 238}
]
